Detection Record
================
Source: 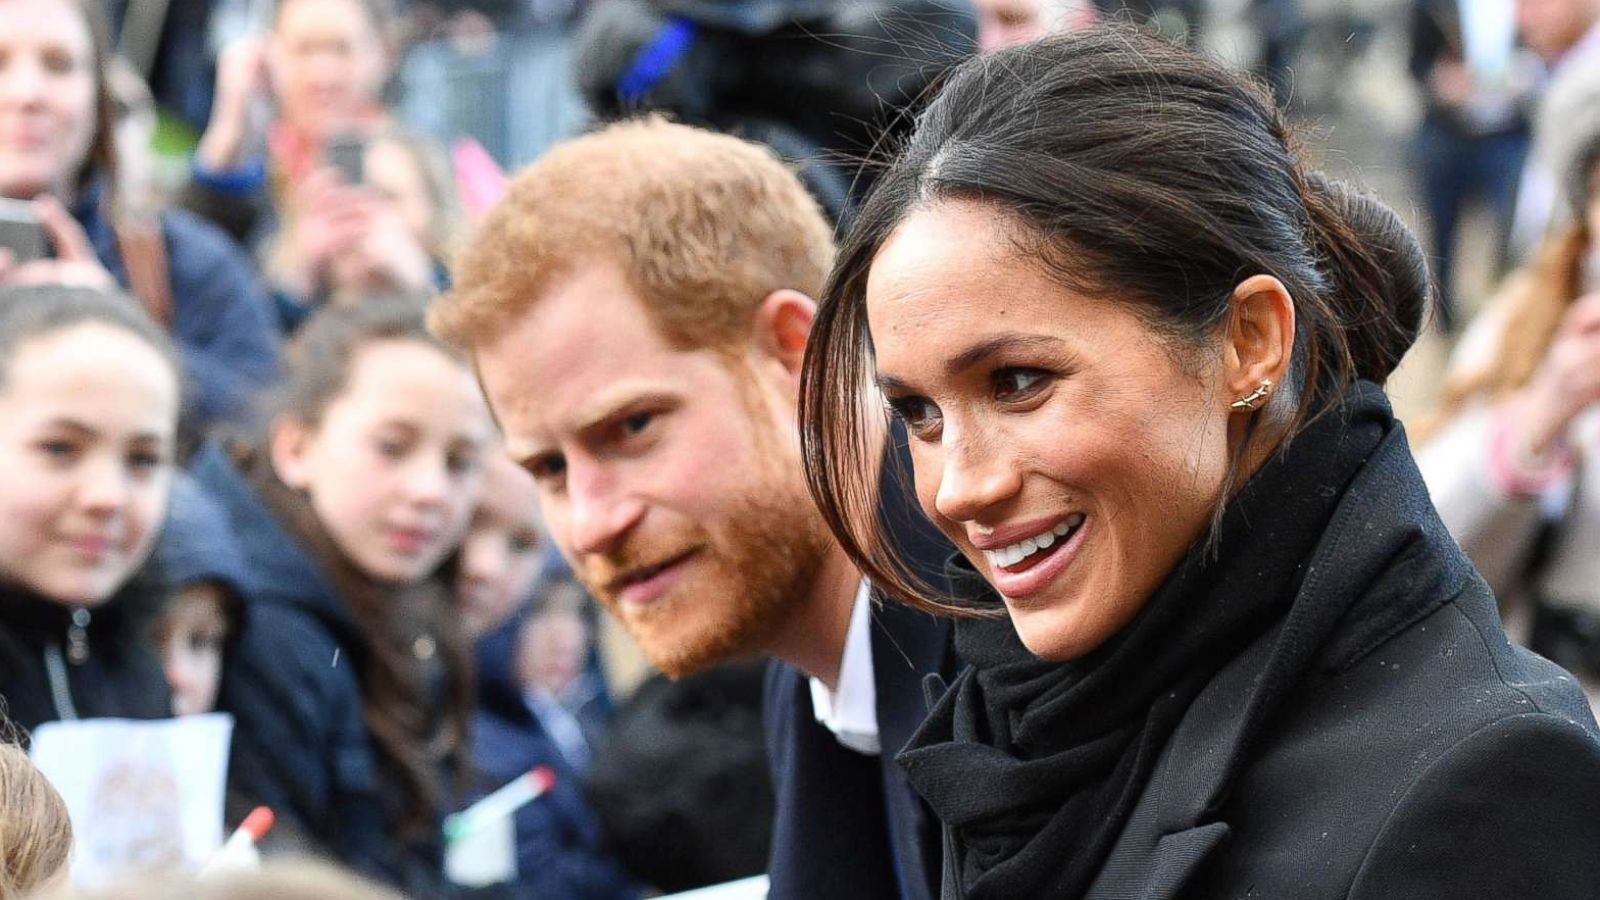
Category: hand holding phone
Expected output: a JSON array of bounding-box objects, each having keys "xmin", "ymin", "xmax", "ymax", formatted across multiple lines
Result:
[
  {"xmin": 0, "ymin": 197, "xmax": 117, "ymax": 291},
  {"xmin": 0, "ymin": 198, "xmax": 48, "ymax": 265},
  {"xmin": 324, "ymin": 133, "xmax": 367, "ymax": 185}
]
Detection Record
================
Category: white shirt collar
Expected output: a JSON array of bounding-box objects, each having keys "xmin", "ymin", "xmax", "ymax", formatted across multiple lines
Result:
[{"xmin": 808, "ymin": 579, "xmax": 880, "ymax": 755}]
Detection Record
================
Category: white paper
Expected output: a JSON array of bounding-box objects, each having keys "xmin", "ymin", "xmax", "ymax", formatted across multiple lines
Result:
[
  {"xmin": 444, "ymin": 809, "xmax": 517, "ymax": 887},
  {"xmin": 30, "ymin": 713, "xmax": 234, "ymax": 887},
  {"xmin": 658, "ymin": 875, "xmax": 771, "ymax": 899}
]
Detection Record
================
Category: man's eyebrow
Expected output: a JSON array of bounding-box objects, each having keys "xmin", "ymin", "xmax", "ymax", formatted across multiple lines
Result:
[{"xmin": 572, "ymin": 389, "xmax": 681, "ymax": 434}]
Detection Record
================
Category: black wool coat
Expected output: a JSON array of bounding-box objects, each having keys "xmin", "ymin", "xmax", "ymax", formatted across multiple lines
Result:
[{"xmin": 1071, "ymin": 426, "xmax": 1600, "ymax": 900}]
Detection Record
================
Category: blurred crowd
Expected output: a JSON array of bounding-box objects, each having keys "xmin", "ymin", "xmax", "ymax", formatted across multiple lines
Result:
[{"xmin": 2, "ymin": 0, "xmax": 1600, "ymax": 896}]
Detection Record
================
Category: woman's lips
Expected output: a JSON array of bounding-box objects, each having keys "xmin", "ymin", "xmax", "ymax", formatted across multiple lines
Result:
[
  {"xmin": 387, "ymin": 527, "xmax": 439, "ymax": 555},
  {"xmin": 983, "ymin": 515, "xmax": 1089, "ymax": 601}
]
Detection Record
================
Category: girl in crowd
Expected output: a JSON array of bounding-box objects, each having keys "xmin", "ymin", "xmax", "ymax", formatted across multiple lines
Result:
[
  {"xmin": 194, "ymin": 298, "xmax": 492, "ymax": 892},
  {"xmin": 0, "ymin": 738, "xmax": 73, "ymax": 898},
  {"xmin": 151, "ymin": 474, "xmax": 250, "ymax": 717},
  {"xmin": 1417, "ymin": 130, "xmax": 1600, "ymax": 705},
  {"xmin": 801, "ymin": 28, "xmax": 1600, "ymax": 899},
  {"xmin": 269, "ymin": 129, "xmax": 461, "ymax": 331},
  {"xmin": 464, "ymin": 456, "xmax": 637, "ymax": 900},
  {"xmin": 0, "ymin": 0, "xmax": 280, "ymax": 431},
  {"xmin": 455, "ymin": 452, "xmax": 545, "ymax": 640},
  {"xmin": 185, "ymin": 0, "xmax": 457, "ymax": 327},
  {"xmin": 0, "ymin": 285, "xmax": 179, "ymax": 735}
]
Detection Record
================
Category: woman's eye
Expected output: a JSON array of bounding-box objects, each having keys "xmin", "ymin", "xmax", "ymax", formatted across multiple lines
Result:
[
  {"xmin": 886, "ymin": 396, "xmax": 943, "ymax": 439},
  {"xmin": 41, "ymin": 48, "xmax": 78, "ymax": 75},
  {"xmin": 38, "ymin": 439, "xmax": 78, "ymax": 461},
  {"xmin": 509, "ymin": 531, "xmax": 540, "ymax": 554},
  {"xmin": 374, "ymin": 437, "xmax": 407, "ymax": 459},
  {"xmin": 993, "ymin": 368, "xmax": 1050, "ymax": 402}
]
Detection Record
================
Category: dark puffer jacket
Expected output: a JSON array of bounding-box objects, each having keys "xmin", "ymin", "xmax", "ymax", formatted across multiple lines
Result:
[{"xmin": 0, "ymin": 572, "xmax": 172, "ymax": 738}]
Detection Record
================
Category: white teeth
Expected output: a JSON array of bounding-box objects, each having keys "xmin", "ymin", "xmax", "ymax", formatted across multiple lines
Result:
[{"xmin": 983, "ymin": 515, "xmax": 1086, "ymax": 570}]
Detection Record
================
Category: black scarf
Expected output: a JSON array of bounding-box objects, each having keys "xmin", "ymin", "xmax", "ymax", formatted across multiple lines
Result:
[{"xmin": 898, "ymin": 384, "xmax": 1394, "ymax": 899}]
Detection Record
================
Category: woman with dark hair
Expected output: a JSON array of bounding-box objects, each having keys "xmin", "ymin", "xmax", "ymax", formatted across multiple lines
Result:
[
  {"xmin": 799, "ymin": 27, "xmax": 1600, "ymax": 899},
  {"xmin": 194, "ymin": 298, "xmax": 493, "ymax": 892},
  {"xmin": 0, "ymin": 0, "xmax": 280, "ymax": 432}
]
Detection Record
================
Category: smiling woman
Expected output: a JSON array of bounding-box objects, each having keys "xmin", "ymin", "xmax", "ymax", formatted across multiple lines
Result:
[{"xmin": 799, "ymin": 25, "xmax": 1600, "ymax": 900}]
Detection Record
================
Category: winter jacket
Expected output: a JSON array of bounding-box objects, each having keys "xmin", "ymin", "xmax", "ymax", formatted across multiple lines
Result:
[
  {"xmin": 74, "ymin": 186, "xmax": 280, "ymax": 431},
  {"xmin": 191, "ymin": 442, "xmax": 414, "ymax": 888},
  {"xmin": 468, "ymin": 614, "xmax": 637, "ymax": 900},
  {"xmin": 0, "ymin": 574, "xmax": 172, "ymax": 737}
]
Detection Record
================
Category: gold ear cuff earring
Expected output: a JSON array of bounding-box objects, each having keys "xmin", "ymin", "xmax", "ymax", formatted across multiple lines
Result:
[{"xmin": 1231, "ymin": 378, "xmax": 1272, "ymax": 411}]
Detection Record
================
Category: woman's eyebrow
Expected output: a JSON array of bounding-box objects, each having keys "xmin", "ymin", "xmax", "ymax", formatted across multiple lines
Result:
[{"xmin": 944, "ymin": 333, "xmax": 1068, "ymax": 378}]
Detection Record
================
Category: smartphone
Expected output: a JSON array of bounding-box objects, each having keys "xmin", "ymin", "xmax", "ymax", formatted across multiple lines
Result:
[
  {"xmin": 324, "ymin": 133, "xmax": 367, "ymax": 185},
  {"xmin": 0, "ymin": 198, "xmax": 48, "ymax": 264}
]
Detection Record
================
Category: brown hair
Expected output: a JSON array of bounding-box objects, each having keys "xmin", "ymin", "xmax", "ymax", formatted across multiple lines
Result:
[
  {"xmin": 431, "ymin": 116, "xmax": 836, "ymax": 354},
  {"xmin": 263, "ymin": 298, "xmax": 475, "ymax": 837},
  {"xmin": 48, "ymin": 0, "xmax": 120, "ymax": 205},
  {"xmin": 0, "ymin": 740, "xmax": 73, "ymax": 900},
  {"xmin": 800, "ymin": 27, "xmax": 1430, "ymax": 613}
]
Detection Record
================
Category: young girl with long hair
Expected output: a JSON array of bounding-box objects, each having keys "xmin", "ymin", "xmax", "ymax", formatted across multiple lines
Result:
[{"xmin": 195, "ymin": 298, "xmax": 492, "ymax": 892}]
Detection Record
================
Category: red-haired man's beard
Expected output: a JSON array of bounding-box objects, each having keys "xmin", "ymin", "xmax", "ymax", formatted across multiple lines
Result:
[{"xmin": 576, "ymin": 466, "xmax": 832, "ymax": 678}]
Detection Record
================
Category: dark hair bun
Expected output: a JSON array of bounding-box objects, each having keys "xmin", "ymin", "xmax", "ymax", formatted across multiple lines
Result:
[{"xmin": 1300, "ymin": 173, "xmax": 1430, "ymax": 385}]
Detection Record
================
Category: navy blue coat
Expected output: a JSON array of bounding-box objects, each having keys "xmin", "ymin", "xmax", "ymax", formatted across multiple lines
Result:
[
  {"xmin": 470, "ymin": 616, "xmax": 638, "ymax": 900},
  {"xmin": 764, "ymin": 598, "xmax": 951, "ymax": 900},
  {"xmin": 191, "ymin": 443, "xmax": 397, "ymax": 885},
  {"xmin": 75, "ymin": 189, "xmax": 280, "ymax": 429}
]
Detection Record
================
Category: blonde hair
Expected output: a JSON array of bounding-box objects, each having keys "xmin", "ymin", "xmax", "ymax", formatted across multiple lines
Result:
[
  {"xmin": 0, "ymin": 741, "xmax": 73, "ymax": 900},
  {"xmin": 44, "ymin": 860, "xmax": 404, "ymax": 900},
  {"xmin": 431, "ymin": 116, "xmax": 836, "ymax": 354},
  {"xmin": 1413, "ymin": 224, "xmax": 1588, "ymax": 442}
]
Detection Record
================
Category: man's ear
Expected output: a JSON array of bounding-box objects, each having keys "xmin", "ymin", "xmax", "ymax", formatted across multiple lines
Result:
[
  {"xmin": 268, "ymin": 416, "xmax": 314, "ymax": 491},
  {"xmin": 1223, "ymin": 274, "xmax": 1295, "ymax": 404},
  {"xmin": 751, "ymin": 289, "xmax": 818, "ymax": 380}
]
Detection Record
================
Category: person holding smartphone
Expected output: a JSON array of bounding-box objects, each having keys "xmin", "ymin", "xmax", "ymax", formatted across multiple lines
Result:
[
  {"xmin": 0, "ymin": 0, "xmax": 280, "ymax": 433},
  {"xmin": 184, "ymin": 0, "xmax": 454, "ymax": 330}
]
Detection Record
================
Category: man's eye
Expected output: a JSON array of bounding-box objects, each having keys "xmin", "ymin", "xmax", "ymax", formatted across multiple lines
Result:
[{"xmin": 527, "ymin": 454, "xmax": 566, "ymax": 483}]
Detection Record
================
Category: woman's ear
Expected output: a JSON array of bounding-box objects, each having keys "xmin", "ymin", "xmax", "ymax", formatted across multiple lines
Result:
[
  {"xmin": 268, "ymin": 416, "xmax": 314, "ymax": 491},
  {"xmin": 1223, "ymin": 274, "xmax": 1295, "ymax": 404},
  {"xmin": 752, "ymin": 289, "xmax": 818, "ymax": 382}
]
